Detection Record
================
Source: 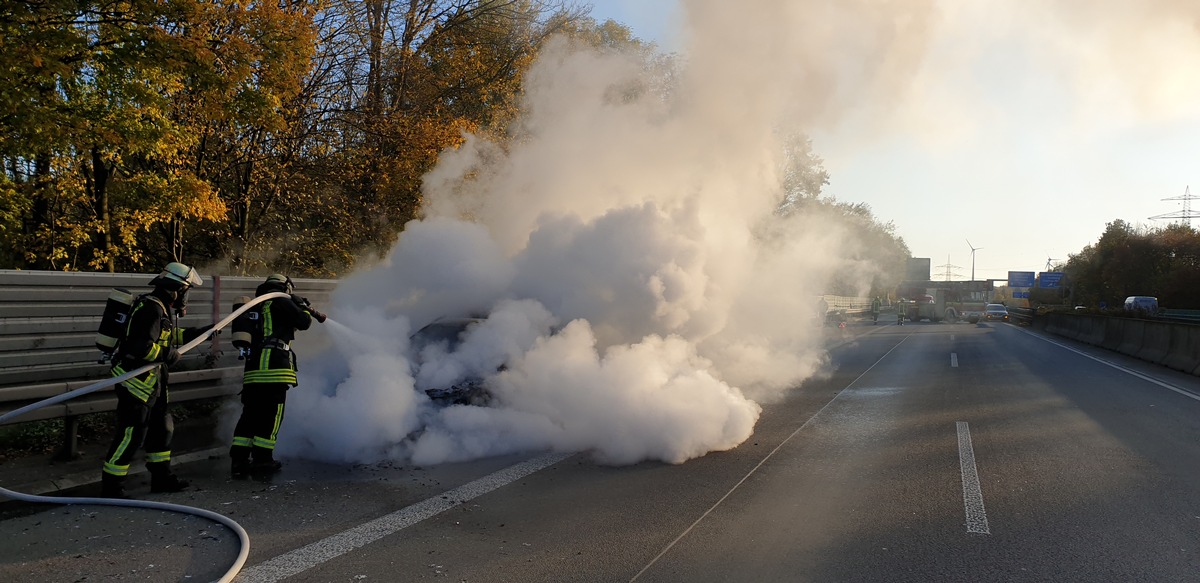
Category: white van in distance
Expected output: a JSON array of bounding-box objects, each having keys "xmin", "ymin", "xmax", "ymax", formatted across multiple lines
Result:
[{"xmin": 1123, "ymin": 296, "xmax": 1159, "ymax": 315}]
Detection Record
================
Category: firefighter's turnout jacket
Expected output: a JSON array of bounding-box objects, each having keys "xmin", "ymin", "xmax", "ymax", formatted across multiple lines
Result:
[
  {"xmin": 111, "ymin": 291, "xmax": 204, "ymax": 402},
  {"xmin": 243, "ymin": 296, "xmax": 314, "ymax": 386}
]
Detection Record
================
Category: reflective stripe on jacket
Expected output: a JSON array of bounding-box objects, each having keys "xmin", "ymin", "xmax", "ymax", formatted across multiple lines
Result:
[
  {"xmin": 243, "ymin": 298, "xmax": 312, "ymax": 386},
  {"xmin": 111, "ymin": 295, "xmax": 172, "ymax": 402}
]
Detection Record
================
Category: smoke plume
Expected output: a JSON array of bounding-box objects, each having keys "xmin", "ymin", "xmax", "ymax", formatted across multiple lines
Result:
[{"xmin": 276, "ymin": 0, "xmax": 943, "ymax": 466}]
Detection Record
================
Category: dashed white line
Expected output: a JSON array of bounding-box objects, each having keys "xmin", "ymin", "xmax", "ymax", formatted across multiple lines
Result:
[
  {"xmin": 950, "ymin": 353, "xmax": 958, "ymax": 367},
  {"xmin": 956, "ymin": 421, "xmax": 990, "ymax": 534},
  {"xmin": 236, "ymin": 452, "xmax": 574, "ymax": 583}
]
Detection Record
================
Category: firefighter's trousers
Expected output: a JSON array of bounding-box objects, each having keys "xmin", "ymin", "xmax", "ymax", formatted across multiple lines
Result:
[
  {"xmin": 102, "ymin": 384, "xmax": 175, "ymax": 477},
  {"xmin": 231, "ymin": 383, "xmax": 288, "ymax": 459}
]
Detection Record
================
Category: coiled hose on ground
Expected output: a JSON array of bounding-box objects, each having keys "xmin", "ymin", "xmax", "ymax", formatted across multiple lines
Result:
[{"xmin": 0, "ymin": 291, "xmax": 292, "ymax": 583}]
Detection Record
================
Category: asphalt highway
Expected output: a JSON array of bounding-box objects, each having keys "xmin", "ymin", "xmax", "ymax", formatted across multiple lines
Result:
[{"xmin": 2, "ymin": 319, "xmax": 1199, "ymax": 582}]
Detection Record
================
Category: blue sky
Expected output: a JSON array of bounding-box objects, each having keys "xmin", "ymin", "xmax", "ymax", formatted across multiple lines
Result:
[
  {"xmin": 585, "ymin": 1, "xmax": 1200, "ymax": 283},
  {"xmin": 586, "ymin": 0, "xmax": 681, "ymax": 53}
]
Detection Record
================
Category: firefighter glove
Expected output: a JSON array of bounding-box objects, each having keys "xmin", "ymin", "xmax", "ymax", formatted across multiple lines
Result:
[{"xmin": 164, "ymin": 348, "xmax": 181, "ymax": 366}]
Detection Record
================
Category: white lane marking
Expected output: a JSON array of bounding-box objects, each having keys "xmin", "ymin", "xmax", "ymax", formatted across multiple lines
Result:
[
  {"xmin": 631, "ymin": 335, "xmax": 913, "ymax": 581},
  {"xmin": 956, "ymin": 422, "xmax": 990, "ymax": 535},
  {"xmin": 1014, "ymin": 327, "xmax": 1200, "ymax": 403},
  {"xmin": 236, "ymin": 452, "xmax": 574, "ymax": 583},
  {"xmin": 951, "ymin": 353, "xmax": 958, "ymax": 367}
]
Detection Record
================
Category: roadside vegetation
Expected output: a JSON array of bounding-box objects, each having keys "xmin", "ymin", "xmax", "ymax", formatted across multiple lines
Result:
[
  {"xmin": 0, "ymin": 400, "xmax": 221, "ymax": 460},
  {"xmin": 1, "ymin": 0, "xmax": 909, "ymax": 294},
  {"xmin": 1060, "ymin": 220, "xmax": 1200, "ymax": 310}
]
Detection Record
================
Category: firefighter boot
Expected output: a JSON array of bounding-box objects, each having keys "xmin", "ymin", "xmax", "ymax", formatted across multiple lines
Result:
[
  {"xmin": 100, "ymin": 473, "xmax": 129, "ymax": 499},
  {"xmin": 250, "ymin": 448, "xmax": 283, "ymax": 476},
  {"xmin": 147, "ymin": 462, "xmax": 190, "ymax": 493},
  {"xmin": 230, "ymin": 445, "xmax": 252, "ymax": 479}
]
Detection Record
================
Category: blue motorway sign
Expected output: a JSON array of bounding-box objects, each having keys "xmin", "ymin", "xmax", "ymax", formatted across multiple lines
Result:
[
  {"xmin": 1008, "ymin": 271, "xmax": 1036, "ymax": 288},
  {"xmin": 1038, "ymin": 272, "xmax": 1065, "ymax": 288},
  {"xmin": 1013, "ymin": 291, "xmax": 1030, "ymax": 299}
]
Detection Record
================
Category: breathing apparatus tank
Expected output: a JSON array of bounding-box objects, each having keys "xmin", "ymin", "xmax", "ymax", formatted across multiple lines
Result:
[
  {"xmin": 95, "ymin": 288, "xmax": 136, "ymax": 362},
  {"xmin": 230, "ymin": 295, "xmax": 259, "ymax": 359}
]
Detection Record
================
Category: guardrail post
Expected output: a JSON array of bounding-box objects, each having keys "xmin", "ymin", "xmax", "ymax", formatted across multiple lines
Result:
[
  {"xmin": 55, "ymin": 415, "xmax": 80, "ymax": 460},
  {"xmin": 211, "ymin": 275, "xmax": 222, "ymax": 356}
]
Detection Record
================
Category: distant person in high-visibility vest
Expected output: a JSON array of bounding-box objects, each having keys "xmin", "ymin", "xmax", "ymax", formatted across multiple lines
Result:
[
  {"xmin": 101, "ymin": 263, "xmax": 209, "ymax": 499},
  {"xmin": 871, "ymin": 297, "xmax": 882, "ymax": 324},
  {"xmin": 229, "ymin": 274, "xmax": 326, "ymax": 478}
]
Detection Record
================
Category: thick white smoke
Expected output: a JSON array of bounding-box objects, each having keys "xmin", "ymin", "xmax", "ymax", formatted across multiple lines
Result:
[{"xmin": 273, "ymin": 0, "xmax": 937, "ymax": 466}]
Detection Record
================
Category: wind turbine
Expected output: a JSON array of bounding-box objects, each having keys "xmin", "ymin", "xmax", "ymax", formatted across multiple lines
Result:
[
  {"xmin": 1045, "ymin": 254, "xmax": 1060, "ymax": 271},
  {"xmin": 966, "ymin": 239, "xmax": 982, "ymax": 281}
]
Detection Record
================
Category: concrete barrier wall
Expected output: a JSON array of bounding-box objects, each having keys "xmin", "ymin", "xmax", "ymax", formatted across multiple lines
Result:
[
  {"xmin": 1117, "ymin": 319, "xmax": 1146, "ymax": 358},
  {"xmin": 1080, "ymin": 315, "xmax": 1106, "ymax": 345},
  {"xmin": 1162, "ymin": 325, "xmax": 1200, "ymax": 374},
  {"xmin": 1045, "ymin": 312, "xmax": 1200, "ymax": 377},
  {"xmin": 1102, "ymin": 318, "xmax": 1126, "ymax": 352},
  {"xmin": 1043, "ymin": 315, "xmax": 1064, "ymax": 337},
  {"xmin": 1061, "ymin": 315, "xmax": 1084, "ymax": 341},
  {"xmin": 1136, "ymin": 321, "xmax": 1171, "ymax": 364}
]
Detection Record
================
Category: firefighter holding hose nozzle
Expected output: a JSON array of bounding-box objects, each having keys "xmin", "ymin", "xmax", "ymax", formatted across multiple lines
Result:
[{"xmin": 229, "ymin": 274, "xmax": 326, "ymax": 478}]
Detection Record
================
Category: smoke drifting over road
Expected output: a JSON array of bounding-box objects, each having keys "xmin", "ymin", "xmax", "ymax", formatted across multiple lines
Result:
[
  {"xmin": 276, "ymin": 0, "xmax": 1200, "ymax": 466},
  {"xmin": 276, "ymin": 0, "xmax": 933, "ymax": 466}
]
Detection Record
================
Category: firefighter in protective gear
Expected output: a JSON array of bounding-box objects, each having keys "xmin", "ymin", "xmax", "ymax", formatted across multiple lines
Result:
[
  {"xmin": 229, "ymin": 274, "xmax": 325, "ymax": 478},
  {"xmin": 101, "ymin": 262, "xmax": 210, "ymax": 498}
]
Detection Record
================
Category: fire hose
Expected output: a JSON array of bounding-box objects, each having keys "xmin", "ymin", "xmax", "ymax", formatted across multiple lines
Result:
[{"xmin": 0, "ymin": 291, "xmax": 295, "ymax": 583}]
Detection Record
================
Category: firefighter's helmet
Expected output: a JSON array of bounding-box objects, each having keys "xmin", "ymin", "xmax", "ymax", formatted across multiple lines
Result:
[
  {"xmin": 152, "ymin": 262, "xmax": 202, "ymax": 289},
  {"xmin": 258, "ymin": 273, "xmax": 294, "ymax": 295}
]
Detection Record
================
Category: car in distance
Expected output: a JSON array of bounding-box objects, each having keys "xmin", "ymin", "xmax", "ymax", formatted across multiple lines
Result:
[
  {"xmin": 1123, "ymin": 296, "xmax": 1159, "ymax": 316},
  {"xmin": 984, "ymin": 304, "xmax": 1009, "ymax": 322}
]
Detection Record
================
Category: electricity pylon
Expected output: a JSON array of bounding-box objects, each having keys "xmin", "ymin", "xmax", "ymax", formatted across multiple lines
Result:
[{"xmin": 1149, "ymin": 186, "xmax": 1200, "ymax": 227}]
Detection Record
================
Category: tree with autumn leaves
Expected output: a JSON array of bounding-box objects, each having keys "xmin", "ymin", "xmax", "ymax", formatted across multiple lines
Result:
[
  {"xmin": 2, "ymin": 0, "xmax": 911, "ymax": 288},
  {"xmin": 2, "ymin": 0, "xmax": 589, "ymax": 275},
  {"xmin": 1, "ymin": 0, "xmax": 311, "ymax": 271},
  {"xmin": 1063, "ymin": 220, "xmax": 1200, "ymax": 310}
]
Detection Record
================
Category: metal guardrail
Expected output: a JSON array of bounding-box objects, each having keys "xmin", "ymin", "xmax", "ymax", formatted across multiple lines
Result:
[
  {"xmin": 1161, "ymin": 309, "xmax": 1200, "ymax": 324},
  {"xmin": 0, "ymin": 270, "xmax": 336, "ymax": 456},
  {"xmin": 822, "ymin": 295, "xmax": 872, "ymax": 314},
  {"xmin": 1008, "ymin": 307, "xmax": 1034, "ymax": 326}
]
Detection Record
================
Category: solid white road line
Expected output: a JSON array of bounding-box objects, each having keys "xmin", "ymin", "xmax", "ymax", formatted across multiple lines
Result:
[
  {"xmin": 236, "ymin": 452, "xmax": 574, "ymax": 583},
  {"xmin": 1014, "ymin": 327, "xmax": 1200, "ymax": 403},
  {"xmin": 630, "ymin": 335, "xmax": 914, "ymax": 581},
  {"xmin": 951, "ymin": 353, "xmax": 958, "ymax": 368},
  {"xmin": 956, "ymin": 421, "xmax": 990, "ymax": 535}
]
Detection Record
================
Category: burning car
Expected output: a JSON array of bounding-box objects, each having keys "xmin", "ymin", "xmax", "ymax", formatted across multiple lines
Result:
[{"xmin": 408, "ymin": 317, "xmax": 494, "ymax": 406}]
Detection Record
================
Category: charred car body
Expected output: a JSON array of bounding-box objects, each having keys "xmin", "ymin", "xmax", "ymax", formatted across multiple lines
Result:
[{"xmin": 408, "ymin": 317, "xmax": 494, "ymax": 406}]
